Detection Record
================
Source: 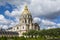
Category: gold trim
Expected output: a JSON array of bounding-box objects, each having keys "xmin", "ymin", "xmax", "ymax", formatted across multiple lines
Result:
[{"xmin": 22, "ymin": 5, "xmax": 31, "ymax": 15}]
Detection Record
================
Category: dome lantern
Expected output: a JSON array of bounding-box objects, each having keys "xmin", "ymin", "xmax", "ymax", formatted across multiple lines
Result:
[{"xmin": 21, "ymin": 4, "xmax": 31, "ymax": 15}]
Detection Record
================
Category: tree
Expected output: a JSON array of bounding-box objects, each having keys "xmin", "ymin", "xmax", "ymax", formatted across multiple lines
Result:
[{"xmin": 23, "ymin": 30, "xmax": 39, "ymax": 38}]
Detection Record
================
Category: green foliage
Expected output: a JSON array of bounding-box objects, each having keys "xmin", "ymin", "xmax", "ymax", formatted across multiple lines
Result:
[
  {"xmin": 23, "ymin": 28, "xmax": 60, "ymax": 39},
  {"xmin": 0, "ymin": 36, "xmax": 60, "ymax": 40},
  {"xmin": 0, "ymin": 28, "xmax": 60, "ymax": 40},
  {"xmin": 18, "ymin": 36, "xmax": 26, "ymax": 40}
]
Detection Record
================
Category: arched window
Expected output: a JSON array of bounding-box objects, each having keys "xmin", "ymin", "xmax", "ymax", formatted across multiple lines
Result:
[
  {"xmin": 23, "ymin": 27, "xmax": 24, "ymax": 29},
  {"xmin": 17, "ymin": 27, "xmax": 19, "ymax": 29},
  {"xmin": 29, "ymin": 16, "xmax": 31, "ymax": 18}
]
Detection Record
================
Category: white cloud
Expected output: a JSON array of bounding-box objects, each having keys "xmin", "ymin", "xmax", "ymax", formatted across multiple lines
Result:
[
  {"xmin": 41, "ymin": 19, "xmax": 56, "ymax": 26},
  {"xmin": 0, "ymin": 15, "xmax": 10, "ymax": 24},
  {"xmin": 33, "ymin": 17, "xmax": 41, "ymax": 24},
  {"xmin": 47, "ymin": 26, "xmax": 56, "ymax": 29},
  {"xmin": 41, "ymin": 19, "xmax": 57, "ymax": 29},
  {"xmin": 2, "ymin": 25, "xmax": 8, "ymax": 29},
  {"xmin": 5, "ymin": 9, "xmax": 21, "ymax": 26},
  {"xmin": 29, "ymin": 0, "xmax": 60, "ymax": 17},
  {"xmin": 0, "ymin": 15, "xmax": 9, "ymax": 29},
  {"xmin": 33, "ymin": 17, "xmax": 57, "ymax": 29},
  {"xmin": 0, "ymin": 15, "xmax": 4, "ymax": 20},
  {"xmin": 0, "ymin": 0, "xmax": 60, "ymax": 29},
  {"xmin": 0, "ymin": 0, "xmax": 60, "ymax": 19},
  {"xmin": 1, "ymin": 0, "xmax": 60, "ymax": 17},
  {"xmin": 0, "ymin": 15, "xmax": 18, "ymax": 29},
  {"xmin": 5, "ymin": 9, "xmax": 20, "ymax": 18},
  {"xmin": 57, "ymin": 24, "xmax": 60, "ymax": 28}
]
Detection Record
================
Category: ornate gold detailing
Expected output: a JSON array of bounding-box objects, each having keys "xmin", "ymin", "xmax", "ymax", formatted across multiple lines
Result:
[
  {"xmin": 22, "ymin": 4, "xmax": 31, "ymax": 15},
  {"xmin": 24, "ymin": 4, "xmax": 28, "ymax": 10}
]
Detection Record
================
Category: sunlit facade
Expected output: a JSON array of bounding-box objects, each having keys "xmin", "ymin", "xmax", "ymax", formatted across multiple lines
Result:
[{"xmin": 7, "ymin": 5, "xmax": 40, "ymax": 37}]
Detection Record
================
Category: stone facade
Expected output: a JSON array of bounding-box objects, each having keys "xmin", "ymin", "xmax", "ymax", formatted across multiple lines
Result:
[
  {"xmin": 7, "ymin": 5, "xmax": 40, "ymax": 37},
  {"xmin": 0, "ymin": 30, "xmax": 18, "ymax": 37}
]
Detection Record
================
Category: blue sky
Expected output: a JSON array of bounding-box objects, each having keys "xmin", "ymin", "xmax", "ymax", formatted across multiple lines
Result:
[{"xmin": 0, "ymin": 0, "xmax": 60, "ymax": 29}]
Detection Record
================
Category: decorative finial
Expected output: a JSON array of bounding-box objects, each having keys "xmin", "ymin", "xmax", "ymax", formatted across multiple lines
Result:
[
  {"xmin": 21, "ymin": 3, "xmax": 31, "ymax": 15},
  {"xmin": 24, "ymin": 3, "xmax": 28, "ymax": 10}
]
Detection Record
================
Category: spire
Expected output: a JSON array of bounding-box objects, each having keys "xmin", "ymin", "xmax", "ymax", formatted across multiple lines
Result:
[
  {"xmin": 24, "ymin": 4, "xmax": 28, "ymax": 10},
  {"xmin": 21, "ymin": 4, "xmax": 31, "ymax": 15}
]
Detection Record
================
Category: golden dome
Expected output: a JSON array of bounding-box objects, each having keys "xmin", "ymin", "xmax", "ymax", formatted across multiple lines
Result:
[{"xmin": 22, "ymin": 4, "xmax": 31, "ymax": 15}]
